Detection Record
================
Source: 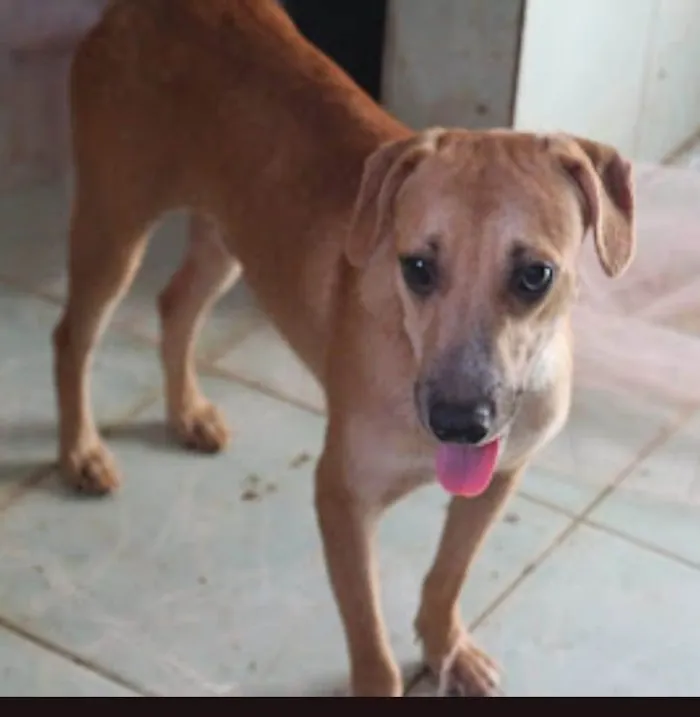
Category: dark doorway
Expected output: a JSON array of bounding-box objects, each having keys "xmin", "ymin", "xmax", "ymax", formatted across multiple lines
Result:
[{"xmin": 281, "ymin": 0, "xmax": 388, "ymax": 101}]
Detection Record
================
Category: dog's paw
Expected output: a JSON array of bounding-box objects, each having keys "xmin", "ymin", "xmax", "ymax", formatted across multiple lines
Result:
[
  {"xmin": 172, "ymin": 402, "xmax": 230, "ymax": 454},
  {"xmin": 62, "ymin": 444, "xmax": 121, "ymax": 495},
  {"xmin": 433, "ymin": 638, "xmax": 501, "ymax": 697}
]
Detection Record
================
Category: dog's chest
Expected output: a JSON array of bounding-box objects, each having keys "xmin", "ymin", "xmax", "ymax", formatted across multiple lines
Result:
[{"xmin": 343, "ymin": 413, "xmax": 436, "ymax": 504}]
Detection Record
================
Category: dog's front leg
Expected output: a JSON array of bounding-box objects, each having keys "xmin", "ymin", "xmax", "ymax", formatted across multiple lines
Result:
[
  {"xmin": 315, "ymin": 442, "xmax": 402, "ymax": 697},
  {"xmin": 414, "ymin": 467, "xmax": 523, "ymax": 696}
]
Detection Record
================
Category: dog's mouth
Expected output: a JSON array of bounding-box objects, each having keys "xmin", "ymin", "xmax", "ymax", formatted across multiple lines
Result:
[
  {"xmin": 435, "ymin": 439, "xmax": 501, "ymax": 498},
  {"xmin": 413, "ymin": 383, "xmax": 509, "ymax": 498}
]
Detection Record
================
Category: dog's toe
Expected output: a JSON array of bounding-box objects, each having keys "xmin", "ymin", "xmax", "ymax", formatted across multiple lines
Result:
[
  {"xmin": 173, "ymin": 402, "xmax": 230, "ymax": 453},
  {"xmin": 63, "ymin": 445, "xmax": 121, "ymax": 496},
  {"xmin": 435, "ymin": 639, "xmax": 501, "ymax": 697}
]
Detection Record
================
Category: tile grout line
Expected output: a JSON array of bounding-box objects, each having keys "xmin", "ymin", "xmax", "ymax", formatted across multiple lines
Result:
[
  {"xmin": 582, "ymin": 518, "xmax": 700, "ymax": 573},
  {"xmin": 515, "ymin": 489, "xmax": 578, "ymax": 519},
  {"xmin": 467, "ymin": 404, "xmax": 699, "ymax": 634},
  {"xmin": 517, "ymin": 489, "xmax": 700, "ymax": 574},
  {"xmin": 0, "ymin": 467, "xmax": 53, "ymax": 514},
  {"xmin": 100, "ymin": 389, "xmax": 163, "ymax": 434},
  {"xmin": 201, "ymin": 364, "xmax": 326, "ymax": 417},
  {"xmin": 0, "ymin": 613, "xmax": 157, "ymax": 697}
]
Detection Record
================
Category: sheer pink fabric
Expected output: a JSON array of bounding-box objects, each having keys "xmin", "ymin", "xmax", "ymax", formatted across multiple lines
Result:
[
  {"xmin": 575, "ymin": 164, "xmax": 700, "ymax": 407},
  {"xmin": 567, "ymin": 163, "xmax": 700, "ymax": 506}
]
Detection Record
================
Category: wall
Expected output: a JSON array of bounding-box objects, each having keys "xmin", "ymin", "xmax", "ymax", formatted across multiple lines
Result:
[
  {"xmin": 514, "ymin": 0, "xmax": 700, "ymax": 161},
  {"xmin": 2, "ymin": 0, "xmax": 698, "ymax": 185},
  {"xmin": 0, "ymin": 0, "xmax": 107, "ymax": 189},
  {"xmin": 382, "ymin": 0, "xmax": 524, "ymax": 130},
  {"xmin": 635, "ymin": 0, "xmax": 700, "ymax": 161}
]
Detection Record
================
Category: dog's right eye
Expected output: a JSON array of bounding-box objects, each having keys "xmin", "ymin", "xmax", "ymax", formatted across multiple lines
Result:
[
  {"xmin": 399, "ymin": 255, "xmax": 438, "ymax": 297},
  {"xmin": 510, "ymin": 261, "xmax": 555, "ymax": 303}
]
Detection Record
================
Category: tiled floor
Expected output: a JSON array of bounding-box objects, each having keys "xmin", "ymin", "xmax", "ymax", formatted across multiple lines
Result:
[{"xmin": 1, "ymin": 154, "xmax": 700, "ymax": 696}]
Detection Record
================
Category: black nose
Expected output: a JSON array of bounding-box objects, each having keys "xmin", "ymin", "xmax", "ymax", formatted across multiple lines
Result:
[{"xmin": 428, "ymin": 401, "xmax": 494, "ymax": 444}]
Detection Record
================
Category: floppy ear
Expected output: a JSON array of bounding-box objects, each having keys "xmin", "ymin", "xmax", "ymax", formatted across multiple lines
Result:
[
  {"xmin": 553, "ymin": 135, "xmax": 635, "ymax": 278},
  {"xmin": 345, "ymin": 128, "xmax": 446, "ymax": 269}
]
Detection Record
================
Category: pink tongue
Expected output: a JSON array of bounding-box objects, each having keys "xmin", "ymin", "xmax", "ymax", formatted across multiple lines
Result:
[{"xmin": 435, "ymin": 439, "xmax": 500, "ymax": 497}]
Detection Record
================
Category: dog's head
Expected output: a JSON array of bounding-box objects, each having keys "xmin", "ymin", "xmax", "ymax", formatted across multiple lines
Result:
[{"xmin": 346, "ymin": 129, "xmax": 634, "ymax": 495}]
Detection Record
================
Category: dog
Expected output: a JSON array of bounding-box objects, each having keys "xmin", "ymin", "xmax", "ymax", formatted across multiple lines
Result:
[{"xmin": 53, "ymin": 0, "xmax": 635, "ymax": 696}]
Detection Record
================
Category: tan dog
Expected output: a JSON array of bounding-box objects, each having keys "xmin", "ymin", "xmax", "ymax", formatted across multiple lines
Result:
[{"xmin": 53, "ymin": 0, "xmax": 635, "ymax": 697}]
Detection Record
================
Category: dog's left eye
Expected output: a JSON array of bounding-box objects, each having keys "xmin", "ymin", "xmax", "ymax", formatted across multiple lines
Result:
[
  {"xmin": 399, "ymin": 255, "xmax": 438, "ymax": 297},
  {"xmin": 511, "ymin": 261, "xmax": 555, "ymax": 302}
]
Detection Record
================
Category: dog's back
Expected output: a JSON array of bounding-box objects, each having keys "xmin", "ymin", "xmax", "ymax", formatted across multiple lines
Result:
[
  {"xmin": 72, "ymin": 0, "xmax": 400, "ymax": 219},
  {"xmin": 71, "ymin": 0, "xmax": 289, "ymax": 212}
]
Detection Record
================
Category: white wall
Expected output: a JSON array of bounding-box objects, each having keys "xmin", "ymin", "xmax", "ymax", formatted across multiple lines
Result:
[
  {"xmin": 383, "ymin": 0, "xmax": 524, "ymax": 130},
  {"xmin": 514, "ymin": 0, "xmax": 700, "ymax": 161},
  {"xmin": 635, "ymin": 0, "xmax": 700, "ymax": 160},
  {"xmin": 514, "ymin": 0, "xmax": 655, "ymax": 157}
]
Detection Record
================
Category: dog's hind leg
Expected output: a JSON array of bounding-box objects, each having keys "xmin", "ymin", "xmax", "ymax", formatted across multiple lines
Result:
[
  {"xmin": 53, "ymin": 187, "xmax": 152, "ymax": 495},
  {"xmin": 158, "ymin": 214, "xmax": 241, "ymax": 453}
]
